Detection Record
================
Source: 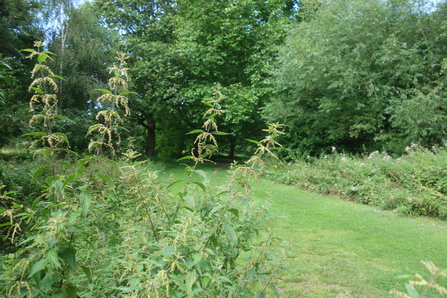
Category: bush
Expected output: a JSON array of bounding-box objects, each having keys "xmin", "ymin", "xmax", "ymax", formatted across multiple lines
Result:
[{"xmin": 267, "ymin": 144, "xmax": 447, "ymax": 220}]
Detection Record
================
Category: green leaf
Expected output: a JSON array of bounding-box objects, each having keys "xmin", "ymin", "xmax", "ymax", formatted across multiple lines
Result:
[
  {"xmin": 29, "ymin": 259, "xmax": 48, "ymax": 278},
  {"xmin": 114, "ymin": 71, "xmax": 120, "ymax": 77},
  {"xmin": 167, "ymin": 180, "xmax": 183, "ymax": 189},
  {"xmin": 79, "ymin": 191, "xmax": 92, "ymax": 216},
  {"xmin": 187, "ymin": 129, "xmax": 204, "ymax": 135},
  {"xmin": 51, "ymin": 180, "xmax": 64, "ymax": 198},
  {"xmin": 178, "ymin": 156, "xmax": 193, "ymax": 160},
  {"xmin": 119, "ymin": 91, "xmax": 138, "ymax": 95},
  {"xmin": 110, "ymin": 125, "xmax": 129, "ymax": 132},
  {"xmin": 97, "ymin": 88, "xmax": 112, "ymax": 94},
  {"xmin": 24, "ymin": 132, "xmax": 47, "ymax": 137},
  {"xmin": 228, "ymin": 208, "xmax": 239, "ymax": 218},
  {"xmin": 246, "ymin": 139, "xmax": 261, "ymax": 145},
  {"xmin": 86, "ymin": 124, "xmax": 103, "ymax": 136},
  {"xmin": 54, "ymin": 132, "xmax": 69, "ymax": 145},
  {"xmin": 46, "ymin": 248, "xmax": 61, "ymax": 269},
  {"xmin": 48, "ymin": 74, "xmax": 65, "ymax": 80},
  {"xmin": 55, "ymin": 115, "xmax": 75, "ymax": 123},
  {"xmin": 56, "ymin": 246, "xmax": 76, "ymax": 270},
  {"xmin": 185, "ymin": 271, "xmax": 197, "ymax": 296},
  {"xmin": 42, "ymin": 50, "xmax": 55, "ymax": 55},
  {"xmin": 195, "ymin": 169, "xmax": 207, "ymax": 180},
  {"xmin": 163, "ymin": 246, "xmax": 176, "ymax": 257},
  {"xmin": 193, "ymin": 182, "xmax": 206, "ymax": 192},
  {"xmin": 21, "ymin": 49, "xmax": 35, "ymax": 53},
  {"xmin": 31, "ymin": 87, "xmax": 44, "ymax": 94},
  {"xmin": 81, "ymin": 266, "xmax": 92, "ymax": 281},
  {"xmin": 103, "ymin": 157, "xmax": 123, "ymax": 174},
  {"xmin": 32, "ymin": 165, "xmax": 48, "ymax": 181},
  {"xmin": 213, "ymin": 131, "xmax": 231, "ymax": 136},
  {"xmin": 97, "ymin": 173, "xmax": 116, "ymax": 192},
  {"xmin": 63, "ymin": 173, "xmax": 80, "ymax": 188},
  {"xmin": 37, "ymin": 54, "xmax": 47, "ymax": 63},
  {"xmin": 405, "ymin": 283, "xmax": 420, "ymax": 298},
  {"xmin": 183, "ymin": 194, "xmax": 195, "ymax": 206},
  {"xmin": 224, "ymin": 223, "xmax": 238, "ymax": 245},
  {"xmin": 31, "ymin": 197, "xmax": 42, "ymax": 210}
]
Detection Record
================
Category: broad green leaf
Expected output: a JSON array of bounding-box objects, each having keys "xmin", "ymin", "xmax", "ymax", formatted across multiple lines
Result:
[
  {"xmin": 31, "ymin": 87, "xmax": 44, "ymax": 94},
  {"xmin": 54, "ymin": 132, "xmax": 69, "ymax": 145},
  {"xmin": 224, "ymin": 223, "xmax": 238, "ymax": 245},
  {"xmin": 24, "ymin": 132, "xmax": 47, "ymax": 137},
  {"xmin": 405, "ymin": 283, "xmax": 419, "ymax": 298},
  {"xmin": 97, "ymin": 173, "xmax": 115, "ymax": 191},
  {"xmin": 38, "ymin": 54, "xmax": 47, "ymax": 63},
  {"xmin": 119, "ymin": 91, "xmax": 138, "ymax": 95},
  {"xmin": 185, "ymin": 271, "xmax": 197, "ymax": 296},
  {"xmin": 79, "ymin": 191, "xmax": 92, "ymax": 216},
  {"xmin": 51, "ymin": 180, "xmax": 64, "ymax": 198},
  {"xmin": 103, "ymin": 157, "xmax": 123, "ymax": 174},
  {"xmin": 46, "ymin": 248, "xmax": 61, "ymax": 269},
  {"xmin": 97, "ymin": 88, "xmax": 112, "ymax": 94},
  {"xmin": 195, "ymin": 169, "xmax": 207, "ymax": 180},
  {"xmin": 32, "ymin": 165, "xmax": 47, "ymax": 181},
  {"xmin": 110, "ymin": 125, "xmax": 129, "ymax": 132},
  {"xmin": 48, "ymin": 74, "xmax": 65, "ymax": 80},
  {"xmin": 31, "ymin": 196, "xmax": 42, "ymax": 210},
  {"xmin": 163, "ymin": 246, "xmax": 176, "ymax": 257},
  {"xmin": 178, "ymin": 156, "xmax": 193, "ymax": 160},
  {"xmin": 81, "ymin": 266, "xmax": 92, "ymax": 281},
  {"xmin": 29, "ymin": 259, "xmax": 48, "ymax": 278},
  {"xmin": 42, "ymin": 50, "xmax": 55, "ymax": 55},
  {"xmin": 193, "ymin": 182, "xmax": 206, "ymax": 192},
  {"xmin": 55, "ymin": 115, "xmax": 75, "ymax": 123},
  {"xmin": 56, "ymin": 246, "xmax": 76, "ymax": 270},
  {"xmin": 183, "ymin": 194, "xmax": 195, "ymax": 206},
  {"xmin": 63, "ymin": 173, "xmax": 80, "ymax": 187},
  {"xmin": 21, "ymin": 49, "xmax": 35, "ymax": 53},
  {"xmin": 86, "ymin": 124, "xmax": 103, "ymax": 136},
  {"xmin": 213, "ymin": 131, "xmax": 231, "ymax": 136},
  {"xmin": 167, "ymin": 180, "xmax": 183, "ymax": 189},
  {"xmin": 246, "ymin": 139, "xmax": 261, "ymax": 145},
  {"xmin": 58, "ymin": 161, "xmax": 73, "ymax": 170},
  {"xmin": 228, "ymin": 208, "xmax": 239, "ymax": 218},
  {"xmin": 187, "ymin": 129, "xmax": 204, "ymax": 135}
]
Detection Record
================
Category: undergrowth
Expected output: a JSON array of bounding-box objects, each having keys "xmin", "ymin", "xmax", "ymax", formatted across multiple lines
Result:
[
  {"xmin": 269, "ymin": 144, "xmax": 447, "ymax": 220},
  {"xmin": 0, "ymin": 43, "xmax": 285, "ymax": 297}
]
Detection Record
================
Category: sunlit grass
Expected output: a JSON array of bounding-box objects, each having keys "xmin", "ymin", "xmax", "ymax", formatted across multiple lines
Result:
[{"xmin": 161, "ymin": 162, "xmax": 447, "ymax": 297}]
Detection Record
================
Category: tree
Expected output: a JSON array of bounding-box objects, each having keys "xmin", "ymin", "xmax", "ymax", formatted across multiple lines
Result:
[
  {"xmin": 0, "ymin": 0, "xmax": 44, "ymax": 148},
  {"xmin": 174, "ymin": 0, "xmax": 297, "ymax": 157},
  {"xmin": 47, "ymin": 3, "xmax": 119, "ymax": 150},
  {"xmin": 267, "ymin": 0, "xmax": 447, "ymax": 155}
]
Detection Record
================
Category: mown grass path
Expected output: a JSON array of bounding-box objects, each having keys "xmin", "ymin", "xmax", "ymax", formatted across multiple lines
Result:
[
  {"xmin": 160, "ymin": 164, "xmax": 447, "ymax": 297},
  {"xmin": 253, "ymin": 179, "xmax": 447, "ymax": 298}
]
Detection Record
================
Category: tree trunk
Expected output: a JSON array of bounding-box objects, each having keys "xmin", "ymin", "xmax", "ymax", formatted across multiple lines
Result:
[
  {"xmin": 229, "ymin": 136, "xmax": 236, "ymax": 159},
  {"xmin": 145, "ymin": 116, "xmax": 156, "ymax": 157}
]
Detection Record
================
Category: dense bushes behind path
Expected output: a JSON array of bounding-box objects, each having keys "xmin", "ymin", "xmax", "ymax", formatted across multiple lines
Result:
[{"xmin": 268, "ymin": 144, "xmax": 447, "ymax": 220}]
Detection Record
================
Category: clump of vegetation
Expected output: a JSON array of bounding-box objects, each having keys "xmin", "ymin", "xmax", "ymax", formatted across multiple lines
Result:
[
  {"xmin": 268, "ymin": 144, "xmax": 447, "ymax": 220},
  {"xmin": 0, "ymin": 45, "xmax": 285, "ymax": 297}
]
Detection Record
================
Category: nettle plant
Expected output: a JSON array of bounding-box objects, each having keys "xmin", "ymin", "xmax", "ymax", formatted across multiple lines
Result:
[{"xmin": 0, "ymin": 46, "xmax": 285, "ymax": 297}]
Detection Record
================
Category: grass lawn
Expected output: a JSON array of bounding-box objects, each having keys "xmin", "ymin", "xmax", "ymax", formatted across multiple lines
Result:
[{"xmin": 158, "ymin": 162, "xmax": 447, "ymax": 297}]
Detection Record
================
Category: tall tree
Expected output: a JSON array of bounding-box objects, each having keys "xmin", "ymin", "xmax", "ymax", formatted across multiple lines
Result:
[
  {"xmin": 0, "ymin": 0, "xmax": 44, "ymax": 147},
  {"xmin": 267, "ymin": 0, "xmax": 447, "ymax": 155},
  {"xmin": 174, "ymin": 0, "xmax": 297, "ymax": 157},
  {"xmin": 47, "ymin": 3, "xmax": 119, "ymax": 150}
]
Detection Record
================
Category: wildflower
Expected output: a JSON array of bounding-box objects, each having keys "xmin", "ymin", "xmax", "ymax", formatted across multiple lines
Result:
[
  {"xmin": 368, "ymin": 151, "xmax": 379, "ymax": 159},
  {"xmin": 332, "ymin": 146, "xmax": 336, "ymax": 152},
  {"xmin": 341, "ymin": 157, "xmax": 347, "ymax": 162}
]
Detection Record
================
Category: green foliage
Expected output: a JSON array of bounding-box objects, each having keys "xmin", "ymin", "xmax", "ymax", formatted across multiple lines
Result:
[
  {"xmin": 0, "ymin": 50, "xmax": 285, "ymax": 297},
  {"xmin": 268, "ymin": 144, "xmax": 447, "ymax": 220},
  {"xmin": 267, "ymin": 0, "xmax": 447, "ymax": 155},
  {"xmin": 391, "ymin": 261, "xmax": 447, "ymax": 297}
]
